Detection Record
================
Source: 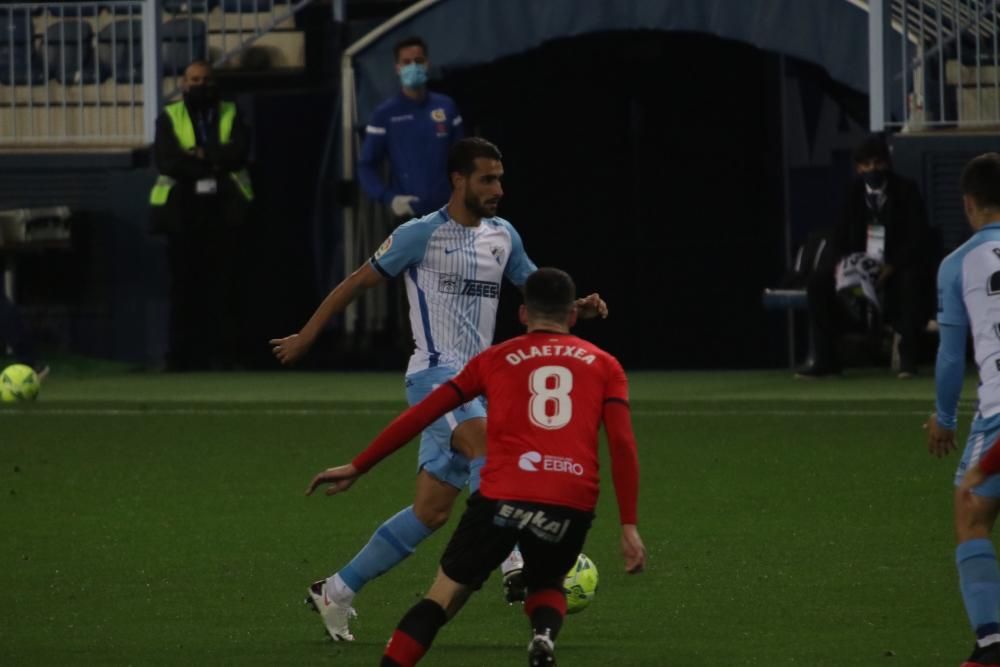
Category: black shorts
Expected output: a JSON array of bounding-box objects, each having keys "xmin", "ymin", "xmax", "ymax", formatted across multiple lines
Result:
[{"xmin": 440, "ymin": 493, "xmax": 594, "ymax": 591}]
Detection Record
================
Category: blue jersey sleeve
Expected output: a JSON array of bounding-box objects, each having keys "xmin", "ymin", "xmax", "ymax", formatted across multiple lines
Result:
[
  {"xmin": 358, "ymin": 107, "xmax": 395, "ymax": 204},
  {"xmin": 501, "ymin": 222, "xmax": 538, "ymax": 287},
  {"xmin": 937, "ymin": 253, "xmax": 968, "ymax": 327},
  {"xmin": 369, "ymin": 218, "xmax": 433, "ymax": 279},
  {"xmin": 935, "ymin": 322, "xmax": 968, "ymax": 430}
]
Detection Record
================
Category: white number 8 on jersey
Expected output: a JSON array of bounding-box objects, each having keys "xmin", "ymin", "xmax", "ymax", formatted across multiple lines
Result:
[{"xmin": 529, "ymin": 365, "xmax": 573, "ymax": 430}]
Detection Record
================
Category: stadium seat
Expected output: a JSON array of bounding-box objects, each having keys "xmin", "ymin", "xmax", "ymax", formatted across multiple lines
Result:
[
  {"xmin": 0, "ymin": 9, "xmax": 45, "ymax": 85},
  {"xmin": 97, "ymin": 20, "xmax": 142, "ymax": 84},
  {"xmin": 161, "ymin": 18, "xmax": 207, "ymax": 77},
  {"xmin": 45, "ymin": 20, "xmax": 104, "ymax": 84}
]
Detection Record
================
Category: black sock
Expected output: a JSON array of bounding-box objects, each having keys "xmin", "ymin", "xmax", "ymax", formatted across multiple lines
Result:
[{"xmin": 381, "ymin": 599, "xmax": 448, "ymax": 667}]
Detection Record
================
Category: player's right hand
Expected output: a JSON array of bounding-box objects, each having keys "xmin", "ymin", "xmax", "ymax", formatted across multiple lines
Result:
[
  {"xmin": 924, "ymin": 412, "xmax": 957, "ymax": 458},
  {"xmin": 390, "ymin": 194, "xmax": 420, "ymax": 217},
  {"xmin": 621, "ymin": 524, "xmax": 646, "ymax": 574},
  {"xmin": 269, "ymin": 333, "xmax": 311, "ymax": 365},
  {"xmin": 306, "ymin": 464, "xmax": 360, "ymax": 496}
]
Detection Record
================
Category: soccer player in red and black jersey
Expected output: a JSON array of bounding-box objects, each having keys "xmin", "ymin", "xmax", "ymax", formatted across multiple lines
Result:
[{"xmin": 306, "ymin": 267, "xmax": 645, "ymax": 666}]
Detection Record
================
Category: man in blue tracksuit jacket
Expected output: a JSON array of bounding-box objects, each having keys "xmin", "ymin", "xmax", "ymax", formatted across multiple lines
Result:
[{"xmin": 357, "ymin": 36, "xmax": 464, "ymax": 218}]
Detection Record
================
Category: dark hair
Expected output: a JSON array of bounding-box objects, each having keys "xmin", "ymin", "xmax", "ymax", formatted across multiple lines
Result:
[
  {"xmin": 447, "ymin": 137, "xmax": 502, "ymax": 184},
  {"xmin": 393, "ymin": 36, "xmax": 428, "ymax": 61},
  {"xmin": 524, "ymin": 268, "xmax": 576, "ymax": 320},
  {"xmin": 962, "ymin": 153, "xmax": 1000, "ymax": 210},
  {"xmin": 853, "ymin": 133, "xmax": 891, "ymax": 165}
]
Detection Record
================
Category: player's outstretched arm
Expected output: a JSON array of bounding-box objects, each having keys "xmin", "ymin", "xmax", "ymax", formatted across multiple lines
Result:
[
  {"xmin": 270, "ymin": 263, "xmax": 385, "ymax": 365},
  {"xmin": 306, "ymin": 464, "xmax": 360, "ymax": 496},
  {"xmin": 306, "ymin": 381, "xmax": 471, "ymax": 501},
  {"xmin": 575, "ymin": 293, "xmax": 608, "ymax": 319},
  {"xmin": 621, "ymin": 524, "xmax": 646, "ymax": 574}
]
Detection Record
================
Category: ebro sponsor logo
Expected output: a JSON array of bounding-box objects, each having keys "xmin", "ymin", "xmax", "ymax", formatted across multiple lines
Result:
[
  {"xmin": 518, "ymin": 451, "xmax": 542, "ymax": 471},
  {"xmin": 517, "ymin": 451, "xmax": 584, "ymax": 476}
]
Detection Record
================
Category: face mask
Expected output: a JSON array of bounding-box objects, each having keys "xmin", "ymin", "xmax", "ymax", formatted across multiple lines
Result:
[
  {"xmin": 399, "ymin": 63, "xmax": 428, "ymax": 89},
  {"xmin": 861, "ymin": 169, "xmax": 888, "ymax": 190},
  {"xmin": 184, "ymin": 84, "xmax": 217, "ymax": 109}
]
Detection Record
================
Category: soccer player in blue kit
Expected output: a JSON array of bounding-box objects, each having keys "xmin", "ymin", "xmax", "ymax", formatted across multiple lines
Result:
[
  {"xmin": 926, "ymin": 153, "xmax": 1000, "ymax": 667},
  {"xmin": 270, "ymin": 137, "xmax": 608, "ymax": 641}
]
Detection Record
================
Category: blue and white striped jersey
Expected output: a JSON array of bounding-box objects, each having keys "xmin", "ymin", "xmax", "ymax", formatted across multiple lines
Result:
[
  {"xmin": 369, "ymin": 207, "xmax": 537, "ymax": 375},
  {"xmin": 938, "ymin": 222, "xmax": 1000, "ymax": 420}
]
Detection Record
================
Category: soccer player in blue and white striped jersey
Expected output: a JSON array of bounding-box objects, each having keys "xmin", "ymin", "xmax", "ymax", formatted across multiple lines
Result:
[
  {"xmin": 270, "ymin": 137, "xmax": 608, "ymax": 642},
  {"xmin": 927, "ymin": 153, "xmax": 1000, "ymax": 667}
]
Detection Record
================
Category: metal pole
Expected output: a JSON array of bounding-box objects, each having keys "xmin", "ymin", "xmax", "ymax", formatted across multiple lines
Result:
[
  {"xmin": 332, "ymin": 0, "xmax": 345, "ymax": 23},
  {"xmin": 869, "ymin": 0, "xmax": 887, "ymax": 130},
  {"xmin": 779, "ymin": 55, "xmax": 796, "ymax": 369},
  {"xmin": 341, "ymin": 58, "xmax": 357, "ymax": 334},
  {"xmin": 142, "ymin": 0, "xmax": 162, "ymax": 144}
]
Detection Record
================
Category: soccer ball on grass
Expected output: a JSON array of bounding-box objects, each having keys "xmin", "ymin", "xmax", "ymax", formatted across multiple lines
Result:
[
  {"xmin": 563, "ymin": 553, "xmax": 598, "ymax": 614},
  {"xmin": 1, "ymin": 364, "xmax": 40, "ymax": 403}
]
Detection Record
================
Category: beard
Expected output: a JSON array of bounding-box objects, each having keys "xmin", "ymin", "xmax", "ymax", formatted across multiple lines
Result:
[{"xmin": 464, "ymin": 191, "xmax": 499, "ymax": 218}]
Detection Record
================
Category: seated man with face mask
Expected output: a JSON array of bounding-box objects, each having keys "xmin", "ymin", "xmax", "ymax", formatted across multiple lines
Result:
[
  {"xmin": 797, "ymin": 133, "xmax": 934, "ymax": 379},
  {"xmin": 150, "ymin": 59, "xmax": 253, "ymax": 371}
]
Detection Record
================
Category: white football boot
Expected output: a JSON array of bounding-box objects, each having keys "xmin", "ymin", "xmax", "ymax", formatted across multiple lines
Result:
[
  {"xmin": 305, "ymin": 580, "xmax": 357, "ymax": 641},
  {"xmin": 501, "ymin": 548, "xmax": 527, "ymax": 604},
  {"xmin": 527, "ymin": 630, "xmax": 556, "ymax": 666}
]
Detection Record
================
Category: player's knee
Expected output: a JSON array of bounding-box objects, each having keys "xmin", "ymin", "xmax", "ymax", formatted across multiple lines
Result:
[{"xmin": 413, "ymin": 502, "xmax": 452, "ymax": 530}]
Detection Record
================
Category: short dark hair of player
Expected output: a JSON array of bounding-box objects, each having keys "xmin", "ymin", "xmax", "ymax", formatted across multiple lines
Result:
[
  {"xmin": 393, "ymin": 36, "xmax": 428, "ymax": 61},
  {"xmin": 447, "ymin": 137, "xmax": 503, "ymax": 181},
  {"xmin": 853, "ymin": 133, "xmax": 891, "ymax": 165},
  {"xmin": 524, "ymin": 268, "xmax": 576, "ymax": 321},
  {"xmin": 962, "ymin": 153, "xmax": 1000, "ymax": 210}
]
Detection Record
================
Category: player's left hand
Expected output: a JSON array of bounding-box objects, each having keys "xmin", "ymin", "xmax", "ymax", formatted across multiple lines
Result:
[
  {"xmin": 306, "ymin": 464, "xmax": 360, "ymax": 496},
  {"xmin": 575, "ymin": 293, "xmax": 608, "ymax": 320},
  {"xmin": 621, "ymin": 524, "xmax": 646, "ymax": 574},
  {"xmin": 924, "ymin": 412, "xmax": 957, "ymax": 458}
]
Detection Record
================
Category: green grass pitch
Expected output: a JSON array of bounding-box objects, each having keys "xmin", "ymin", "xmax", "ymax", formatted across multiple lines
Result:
[{"xmin": 0, "ymin": 368, "xmax": 984, "ymax": 665}]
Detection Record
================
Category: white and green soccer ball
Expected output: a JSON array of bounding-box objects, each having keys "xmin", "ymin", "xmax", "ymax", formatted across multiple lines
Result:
[
  {"xmin": 564, "ymin": 553, "xmax": 598, "ymax": 614},
  {"xmin": 1, "ymin": 364, "xmax": 40, "ymax": 403}
]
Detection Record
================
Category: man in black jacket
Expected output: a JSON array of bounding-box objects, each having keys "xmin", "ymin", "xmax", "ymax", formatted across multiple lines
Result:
[
  {"xmin": 150, "ymin": 60, "xmax": 252, "ymax": 371},
  {"xmin": 797, "ymin": 134, "xmax": 932, "ymax": 379}
]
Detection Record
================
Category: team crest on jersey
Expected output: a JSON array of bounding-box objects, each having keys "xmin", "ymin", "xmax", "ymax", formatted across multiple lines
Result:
[
  {"xmin": 374, "ymin": 235, "xmax": 393, "ymax": 260},
  {"xmin": 430, "ymin": 108, "xmax": 447, "ymax": 122},
  {"xmin": 438, "ymin": 273, "xmax": 462, "ymax": 294},
  {"xmin": 490, "ymin": 245, "xmax": 505, "ymax": 266}
]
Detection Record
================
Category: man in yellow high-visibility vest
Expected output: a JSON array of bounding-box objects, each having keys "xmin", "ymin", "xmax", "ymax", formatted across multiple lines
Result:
[{"xmin": 150, "ymin": 60, "xmax": 252, "ymax": 371}]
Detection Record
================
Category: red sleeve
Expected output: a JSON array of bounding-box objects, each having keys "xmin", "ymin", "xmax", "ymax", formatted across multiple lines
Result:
[
  {"xmin": 980, "ymin": 436, "xmax": 1000, "ymax": 475},
  {"xmin": 350, "ymin": 354, "xmax": 487, "ymax": 474},
  {"xmin": 602, "ymin": 358, "xmax": 639, "ymax": 525},
  {"xmin": 352, "ymin": 382, "xmax": 465, "ymax": 473}
]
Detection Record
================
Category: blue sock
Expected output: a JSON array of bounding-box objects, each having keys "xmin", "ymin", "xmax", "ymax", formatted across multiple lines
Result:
[
  {"xmin": 469, "ymin": 456, "xmax": 485, "ymax": 494},
  {"xmin": 956, "ymin": 538, "xmax": 1000, "ymax": 637},
  {"xmin": 338, "ymin": 506, "xmax": 433, "ymax": 594}
]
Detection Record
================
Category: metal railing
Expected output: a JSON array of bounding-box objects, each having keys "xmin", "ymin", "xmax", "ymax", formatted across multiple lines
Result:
[
  {"xmin": 0, "ymin": 0, "xmax": 309, "ymax": 147},
  {"xmin": 876, "ymin": 0, "xmax": 1000, "ymax": 130}
]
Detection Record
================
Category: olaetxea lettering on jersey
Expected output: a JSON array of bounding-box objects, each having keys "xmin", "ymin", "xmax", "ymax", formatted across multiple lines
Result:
[{"xmin": 505, "ymin": 345, "xmax": 597, "ymax": 366}]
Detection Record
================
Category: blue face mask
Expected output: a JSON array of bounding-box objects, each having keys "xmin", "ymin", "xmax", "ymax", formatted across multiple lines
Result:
[{"xmin": 399, "ymin": 62, "xmax": 428, "ymax": 89}]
